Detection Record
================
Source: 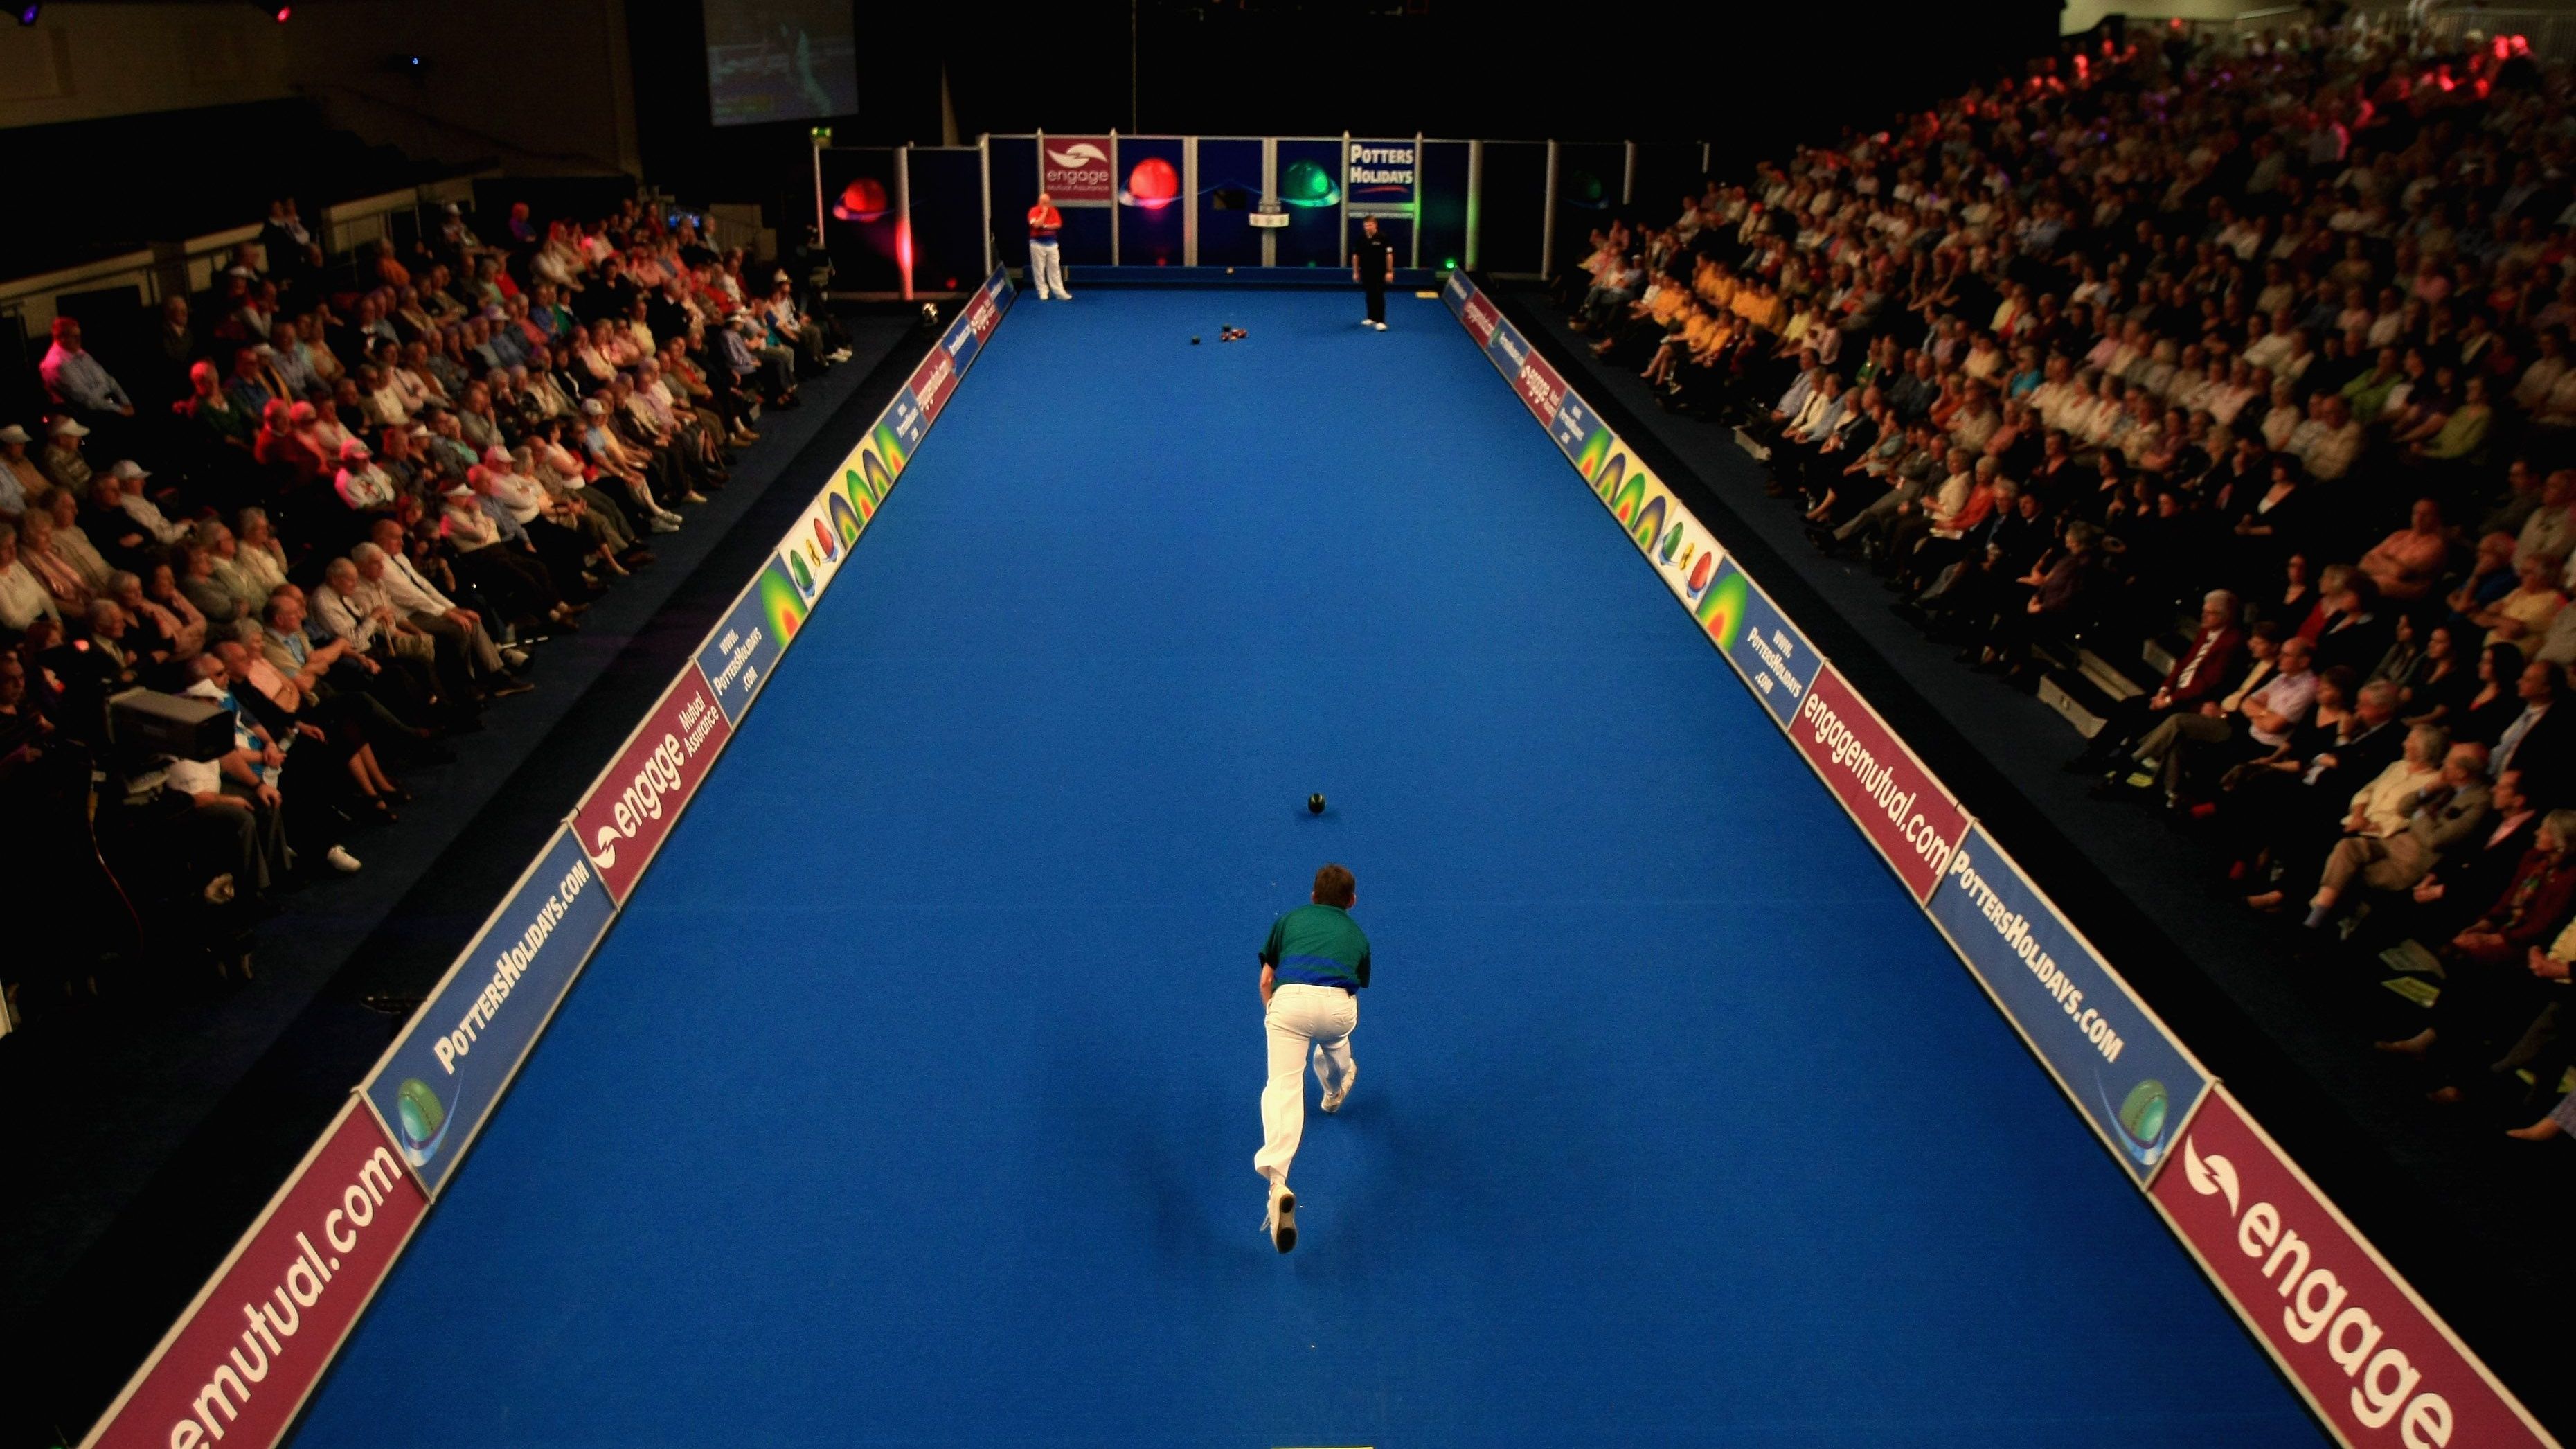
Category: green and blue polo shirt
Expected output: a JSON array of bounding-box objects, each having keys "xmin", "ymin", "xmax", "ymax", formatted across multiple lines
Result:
[{"xmin": 1262, "ymin": 903, "xmax": 1371, "ymax": 992}]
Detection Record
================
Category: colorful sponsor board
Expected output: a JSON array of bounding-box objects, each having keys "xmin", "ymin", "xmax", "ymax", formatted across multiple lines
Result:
[
  {"xmin": 1561, "ymin": 416, "xmax": 1729, "ymax": 621},
  {"xmin": 1698, "ymin": 558, "xmax": 1820, "ymax": 725},
  {"xmin": 1039, "ymin": 134, "xmax": 1114, "ymax": 204},
  {"xmin": 81, "ymin": 1103, "xmax": 427, "ymax": 1449},
  {"xmin": 2153, "ymin": 1087, "xmax": 2554, "ymax": 1449},
  {"xmin": 773, "ymin": 477, "xmax": 861, "ymax": 617},
  {"xmin": 1789, "ymin": 667, "xmax": 1971, "ymax": 904},
  {"xmin": 1345, "ymin": 139, "xmax": 1418, "ymax": 216},
  {"xmin": 571, "ymin": 668, "xmax": 734, "ymax": 905},
  {"xmin": 1926, "ymin": 822, "xmax": 2209, "ymax": 1181},
  {"xmin": 359, "ymin": 828, "xmax": 616, "ymax": 1194}
]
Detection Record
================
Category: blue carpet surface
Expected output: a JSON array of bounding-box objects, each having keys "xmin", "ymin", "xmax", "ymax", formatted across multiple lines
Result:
[{"xmin": 292, "ymin": 291, "xmax": 2320, "ymax": 1447}]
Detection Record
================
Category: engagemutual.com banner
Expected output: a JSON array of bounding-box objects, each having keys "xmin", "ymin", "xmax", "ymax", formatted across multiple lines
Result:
[{"xmin": 1436, "ymin": 270, "xmax": 2545, "ymax": 1447}]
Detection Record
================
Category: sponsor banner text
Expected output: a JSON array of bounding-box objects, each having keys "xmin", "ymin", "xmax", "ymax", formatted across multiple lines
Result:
[
  {"xmin": 571, "ymin": 669, "xmax": 734, "ymax": 903},
  {"xmin": 1929, "ymin": 822, "xmax": 2208, "ymax": 1180},
  {"xmin": 2154, "ymin": 1087, "xmax": 2552, "ymax": 1448},
  {"xmin": 359, "ymin": 828, "xmax": 616, "ymax": 1193},
  {"xmin": 83, "ymin": 1105, "xmax": 427, "ymax": 1449}
]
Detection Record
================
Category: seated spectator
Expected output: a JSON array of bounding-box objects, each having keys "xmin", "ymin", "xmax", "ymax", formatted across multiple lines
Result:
[
  {"xmin": 38, "ymin": 317, "xmax": 136, "ymax": 439},
  {"xmin": 41, "ymin": 417, "xmax": 93, "ymax": 498},
  {"xmin": 213, "ymin": 625, "xmax": 405, "ymax": 823},
  {"xmin": 436, "ymin": 479, "xmax": 573, "ymax": 638},
  {"xmin": 2448, "ymin": 530, "xmax": 2523, "ymax": 625},
  {"xmin": 49, "ymin": 598, "xmax": 141, "ymax": 743},
  {"xmin": 0, "ymin": 425, "xmax": 37, "ymax": 519},
  {"xmin": 333, "ymin": 438, "xmax": 398, "ymax": 515},
  {"xmin": 125, "ymin": 563, "xmax": 208, "ymax": 667},
  {"xmin": 0, "ymin": 523, "xmax": 56, "ymax": 635},
  {"xmin": 15, "ymin": 510, "xmax": 93, "ymax": 618},
  {"xmin": 37, "ymin": 488, "xmax": 111, "ymax": 594},
  {"xmin": 2474, "ymin": 555, "xmax": 2567, "ymax": 653},
  {"xmin": 311, "ymin": 555, "xmax": 447, "ymax": 724},
  {"xmin": 226, "ymin": 507, "xmax": 289, "ymax": 607},
  {"xmin": 2300, "ymin": 740, "xmax": 2493, "ymax": 928},
  {"xmin": 2396, "ymin": 621, "xmax": 2478, "ymax": 726},
  {"xmin": 2378, "ymin": 809, "xmax": 2576, "ymax": 1106},
  {"xmin": 2358, "ymin": 499, "xmax": 2452, "ymax": 603},
  {"xmin": 224, "ymin": 344, "xmax": 287, "ymax": 419},
  {"xmin": 2120, "ymin": 634, "xmax": 2318, "ymax": 806},
  {"xmin": 161, "ymin": 657, "xmax": 290, "ymax": 900},
  {"xmin": 88, "ymin": 463, "xmax": 188, "ymax": 568},
  {"xmin": 353, "ymin": 537, "xmax": 526, "ymax": 702}
]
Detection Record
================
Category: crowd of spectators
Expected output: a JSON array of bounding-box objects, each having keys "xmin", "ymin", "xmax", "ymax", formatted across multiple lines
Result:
[
  {"xmin": 1558, "ymin": 15, "xmax": 2576, "ymax": 1143},
  {"xmin": 0, "ymin": 194, "xmax": 852, "ymax": 995}
]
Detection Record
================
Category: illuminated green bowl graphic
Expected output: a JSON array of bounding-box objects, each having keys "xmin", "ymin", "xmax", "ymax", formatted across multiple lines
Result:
[
  {"xmin": 2117, "ymin": 1079, "xmax": 2170, "ymax": 1148},
  {"xmin": 1280, "ymin": 159, "xmax": 1340, "ymax": 207},
  {"xmin": 395, "ymin": 1077, "xmax": 451, "ymax": 1164}
]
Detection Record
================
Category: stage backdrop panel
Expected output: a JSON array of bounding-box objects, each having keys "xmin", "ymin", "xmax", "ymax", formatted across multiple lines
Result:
[
  {"xmin": 1195, "ymin": 137, "xmax": 1265, "ymax": 269},
  {"xmin": 819, "ymin": 147, "xmax": 902, "ymax": 294},
  {"xmin": 1632, "ymin": 140, "xmax": 1706, "ymax": 222},
  {"xmin": 989, "ymin": 135, "xmax": 1040, "ymax": 269},
  {"xmin": 907, "ymin": 147, "xmax": 988, "ymax": 292},
  {"xmin": 1273, "ymin": 137, "xmax": 1344, "ymax": 269},
  {"xmin": 1419, "ymin": 139, "xmax": 1472, "ymax": 272},
  {"xmin": 1551, "ymin": 140, "xmax": 1625, "ymax": 278},
  {"xmin": 1115, "ymin": 136, "xmax": 1188, "ymax": 267},
  {"xmin": 1479, "ymin": 141, "xmax": 1548, "ymax": 276}
]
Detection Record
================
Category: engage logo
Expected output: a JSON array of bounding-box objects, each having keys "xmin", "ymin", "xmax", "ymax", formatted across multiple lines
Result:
[
  {"xmin": 1041, "ymin": 137, "xmax": 1114, "ymax": 204},
  {"xmin": 2148, "ymin": 1088, "xmax": 2553, "ymax": 1448},
  {"xmin": 574, "ymin": 675, "xmax": 735, "ymax": 903}
]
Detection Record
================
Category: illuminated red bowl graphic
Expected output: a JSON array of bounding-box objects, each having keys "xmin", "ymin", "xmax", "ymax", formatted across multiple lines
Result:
[
  {"xmin": 1118, "ymin": 157, "xmax": 1180, "ymax": 210},
  {"xmin": 832, "ymin": 177, "xmax": 888, "ymax": 223}
]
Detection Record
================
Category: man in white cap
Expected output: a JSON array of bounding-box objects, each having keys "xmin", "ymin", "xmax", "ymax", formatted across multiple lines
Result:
[
  {"xmin": 41, "ymin": 416, "xmax": 93, "ymax": 498},
  {"xmin": 334, "ymin": 438, "xmax": 397, "ymax": 513},
  {"xmin": 96, "ymin": 461, "xmax": 188, "ymax": 554}
]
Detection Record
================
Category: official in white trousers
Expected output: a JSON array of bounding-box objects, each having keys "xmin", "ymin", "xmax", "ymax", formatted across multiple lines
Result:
[
  {"xmin": 1253, "ymin": 863, "xmax": 1372, "ymax": 1252},
  {"xmin": 1026, "ymin": 192, "xmax": 1071, "ymax": 301}
]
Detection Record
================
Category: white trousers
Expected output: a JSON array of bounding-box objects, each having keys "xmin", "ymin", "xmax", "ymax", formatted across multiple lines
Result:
[
  {"xmin": 1028, "ymin": 239, "xmax": 1069, "ymax": 299},
  {"xmin": 1254, "ymin": 982, "xmax": 1357, "ymax": 1186}
]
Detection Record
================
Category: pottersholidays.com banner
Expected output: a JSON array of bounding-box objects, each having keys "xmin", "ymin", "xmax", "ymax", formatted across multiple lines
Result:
[
  {"xmin": 1436, "ymin": 272, "xmax": 2548, "ymax": 1449},
  {"xmin": 84, "ymin": 268, "xmax": 1022, "ymax": 1449}
]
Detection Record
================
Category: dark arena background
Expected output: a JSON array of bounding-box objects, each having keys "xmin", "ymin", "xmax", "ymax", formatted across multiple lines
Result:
[{"xmin": 6, "ymin": 3, "xmax": 2575, "ymax": 1448}]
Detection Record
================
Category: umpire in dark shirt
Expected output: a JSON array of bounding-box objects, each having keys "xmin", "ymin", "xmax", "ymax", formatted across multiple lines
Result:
[{"xmin": 1352, "ymin": 217, "xmax": 1394, "ymax": 331}]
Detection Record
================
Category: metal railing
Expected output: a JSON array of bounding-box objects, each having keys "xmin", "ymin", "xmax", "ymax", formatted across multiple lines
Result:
[{"xmin": 2108, "ymin": 3, "xmax": 2576, "ymax": 64}]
